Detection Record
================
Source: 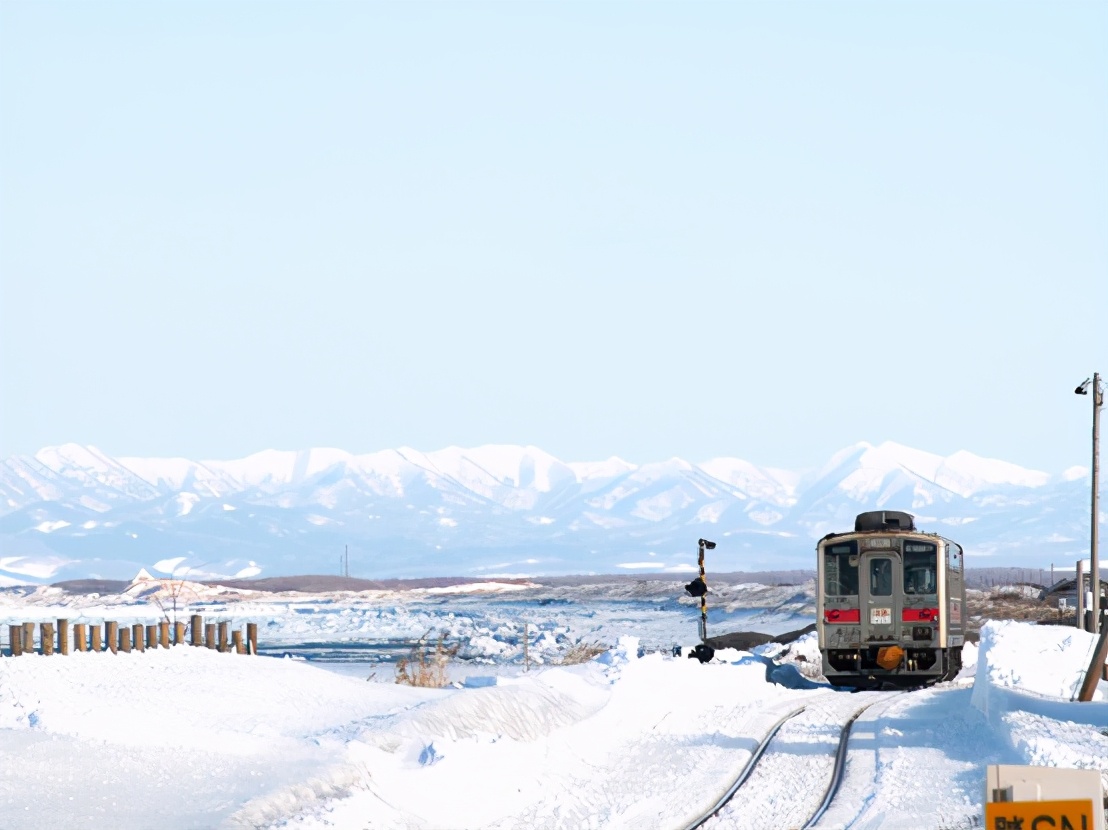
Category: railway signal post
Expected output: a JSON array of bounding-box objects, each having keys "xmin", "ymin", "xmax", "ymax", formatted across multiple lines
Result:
[{"xmin": 684, "ymin": 538, "xmax": 716, "ymax": 662}]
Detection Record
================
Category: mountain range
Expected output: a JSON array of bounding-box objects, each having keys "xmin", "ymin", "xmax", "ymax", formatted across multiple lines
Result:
[{"xmin": 0, "ymin": 441, "xmax": 1096, "ymax": 584}]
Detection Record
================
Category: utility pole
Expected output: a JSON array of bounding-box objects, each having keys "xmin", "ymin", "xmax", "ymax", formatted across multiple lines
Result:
[
  {"xmin": 1093, "ymin": 373, "xmax": 1102, "ymax": 634},
  {"xmin": 1075, "ymin": 373, "xmax": 1103, "ymax": 633},
  {"xmin": 344, "ymin": 545, "xmax": 349, "ymax": 579}
]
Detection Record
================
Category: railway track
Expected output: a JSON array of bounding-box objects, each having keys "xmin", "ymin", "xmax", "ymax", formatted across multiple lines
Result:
[{"xmin": 682, "ymin": 690, "xmax": 902, "ymax": 830}]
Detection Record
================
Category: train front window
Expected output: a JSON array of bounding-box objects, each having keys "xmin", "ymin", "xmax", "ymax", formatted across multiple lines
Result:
[
  {"xmin": 904, "ymin": 543, "xmax": 937, "ymax": 595},
  {"xmin": 869, "ymin": 558, "xmax": 893, "ymax": 596},
  {"xmin": 824, "ymin": 542, "xmax": 858, "ymax": 595}
]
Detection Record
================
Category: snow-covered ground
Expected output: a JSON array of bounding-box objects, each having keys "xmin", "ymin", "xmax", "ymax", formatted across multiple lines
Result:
[{"xmin": 0, "ymin": 584, "xmax": 1105, "ymax": 829}]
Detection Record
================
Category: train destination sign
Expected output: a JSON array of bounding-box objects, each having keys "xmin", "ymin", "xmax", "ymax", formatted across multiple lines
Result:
[
  {"xmin": 985, "ymin": 798, "xmax": 1096, "ymax": 830},
  {"xmin": 870, "ymin": 607, "xmax": 891, "ymax": 625}
]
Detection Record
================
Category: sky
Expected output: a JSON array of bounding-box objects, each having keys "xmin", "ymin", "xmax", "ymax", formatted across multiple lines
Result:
[{"xmin": 1, "ymin": 2, "xmax": 1106, "ymax": 473}]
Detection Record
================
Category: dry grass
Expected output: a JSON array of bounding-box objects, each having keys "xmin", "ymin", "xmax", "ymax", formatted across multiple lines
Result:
[
  {"xmin": 557, "ymin": 641, "xmax": 608, "ymax": 665},
  {"xmin": 966, "ymin": 590, "xmax": 1076, "ymax": 640},
  {"xmin": 395, "ymin": 631, "xmax": 460, "ymax": 687},
  {"xmin": 968, "ymin": 591, "xmax": 1071, "ymax": 622}
]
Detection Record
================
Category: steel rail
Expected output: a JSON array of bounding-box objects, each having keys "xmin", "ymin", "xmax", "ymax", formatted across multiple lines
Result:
[
  {"xmin": 681, "ymin": 706, "xmax": 807, "ymax": 830},
  {"xmin": 802, "ymin": 695, "xmax": 902, "ymax": 829},
  {"xmin": 683, "ymin": 692, "xmax": 901, "ymax": 830}
]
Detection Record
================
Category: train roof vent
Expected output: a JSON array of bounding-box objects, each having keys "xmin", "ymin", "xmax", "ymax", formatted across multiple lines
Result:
[{"xmin": 854, "ymin": 510, "xmax": 916, "ymax": 532}]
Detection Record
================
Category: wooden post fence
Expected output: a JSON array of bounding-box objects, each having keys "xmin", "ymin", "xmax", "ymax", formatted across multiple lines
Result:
[
  {"xmin": 40, "ymin": 622, "xmax": 54, "ymax": 656},
  {"xmin": 3, "ymin": 616, "xmax": 258, "ymax": 656}
]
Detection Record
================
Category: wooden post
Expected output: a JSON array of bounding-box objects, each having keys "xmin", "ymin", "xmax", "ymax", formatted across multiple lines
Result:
[
  {"xmin": 106, "ymin": 621, "xmax": 118, "ymax": 654},
  {"xmin": 74, "ymin": 623, "xmax": 87, "ymax": 652},
  {"xmin": 246, "ymin": 623, "xmax": 258, "ymax": 655},
  {"xmin": 1078, "ymin": 623, "xmax": 1108, "ymax": 702},
  {"xmin": 205, "ymin": 623, "xmax": 216, "ymax": 649},
  {"xmin": 146, "ymin": 625, "xmax": 157, "ymax": 650},
  {"xmin": 174, "ymin": 621, "xmax": 185, "ymax": 646},
  {"xmin": 218, "ymin": 621, "xmax": 229, "ymax": 653},
  {"xmin": 90, "ymin": 624, "xmax": 102, "ymax": 652},
  {"xmin": 232, "ymin": 630, "xmax": 244, "ymax": 654},
  {"xmin": 22, "ymin": 622, "xmax": 34, "ymax": 654},
  {"xmin": 119, "ymin": 627, "xmax": 131, "ymax": 653},
  {"xmin": 159, "ymin": 621, "xmax": 170, "ymax": 649},
  {"xmin": 58, "ymin": 619, "xmax": 69, "ymax": 655},
  {"xmin": 132, "ymin": 624, "xmax": 145, "ymax": 652},
  {"xmin": 9, "ymin": 624, "xmax": 22, "ymax": 656},
  {"xmin": 40, "ymin": 623, "xmax": 55, "ymax": 656},
  {"xmin": 191, "ymin": 615, "xmax": 203, "ymax": 647}
]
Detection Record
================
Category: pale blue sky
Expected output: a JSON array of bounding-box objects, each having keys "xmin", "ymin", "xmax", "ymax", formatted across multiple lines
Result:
[{"xmin": 1, "ymin": 2, "xmax": 1105, "ymax": 472}]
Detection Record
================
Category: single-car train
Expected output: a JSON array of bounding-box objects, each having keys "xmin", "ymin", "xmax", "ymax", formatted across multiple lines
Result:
[{"xmin": 818, "ymin": 510, "xmax": 965, "ymax": 688}]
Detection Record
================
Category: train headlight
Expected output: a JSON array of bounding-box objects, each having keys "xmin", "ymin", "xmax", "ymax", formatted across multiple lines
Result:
[{"xmin": 912, "ymin": 626, "xmax": 933, "ymax": 641}]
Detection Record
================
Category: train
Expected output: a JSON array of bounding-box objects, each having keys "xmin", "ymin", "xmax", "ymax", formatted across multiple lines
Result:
[{"xmin": 817, "ymin": 510, "xmax": 966, "ymax": 688}]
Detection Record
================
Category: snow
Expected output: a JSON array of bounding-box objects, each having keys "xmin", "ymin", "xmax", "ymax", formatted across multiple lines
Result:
[
  {"xmin": 175, "ymin": 491, "xmax": 199, "ymax": 516},
  {"xmin": 568, "ymin": 456, "xmax": 638, "ymax": 482},
  {"xmin": 1, "ymin": 578, "xmax": 1105, "ymax": 830}
]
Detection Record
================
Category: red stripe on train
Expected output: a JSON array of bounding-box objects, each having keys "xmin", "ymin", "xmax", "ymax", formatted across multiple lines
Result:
[
  {"xmin": 823, "ymin": 609, "xmax": 861, "ymax": 623},
  {"xmin": 902, "ymin": 608, "xmax": 940, "ymax": 622}
]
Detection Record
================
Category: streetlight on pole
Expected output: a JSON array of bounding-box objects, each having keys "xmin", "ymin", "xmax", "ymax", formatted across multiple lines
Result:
[{"xmin": 1074, "ymin": 373, "xmax": 1103, "ymax": 633}]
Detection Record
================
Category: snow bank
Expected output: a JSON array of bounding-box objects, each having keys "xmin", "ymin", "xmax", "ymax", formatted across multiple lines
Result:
[
  {"xmin": 970, "ymin": 620, "xmax": 1108, "ymax": 799},
  {"xmin": 971, "ymin": 620, "xmax": 1104, "ymax": 705}
]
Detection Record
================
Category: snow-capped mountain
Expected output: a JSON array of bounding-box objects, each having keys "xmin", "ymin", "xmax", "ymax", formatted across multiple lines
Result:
[{"xmin": 0, "ymin": 441, "xmax": 1095, "ymax": 583}]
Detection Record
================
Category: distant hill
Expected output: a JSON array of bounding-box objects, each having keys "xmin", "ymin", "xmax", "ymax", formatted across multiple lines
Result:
[{"xmin": 1, "ymin": 440, "xmax": 1092, "ymax": 582}]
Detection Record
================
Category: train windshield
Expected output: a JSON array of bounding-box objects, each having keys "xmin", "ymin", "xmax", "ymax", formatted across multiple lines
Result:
[
  {"xmin": 869, "ymin": 558, "xmax": 893, "ymax": 595},
  {"xmin": 824, "ymin": 541, "xmax": 858, "ymax": 595},
  {"xmin": 904, "ymin": 542, "xmax": 937, "ymax": 594}
]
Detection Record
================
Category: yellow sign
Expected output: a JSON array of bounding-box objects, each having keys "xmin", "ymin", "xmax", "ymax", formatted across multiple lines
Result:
[{"xmin": 985, "ymin": 799, "xmax": 1096, "ymax": 830}]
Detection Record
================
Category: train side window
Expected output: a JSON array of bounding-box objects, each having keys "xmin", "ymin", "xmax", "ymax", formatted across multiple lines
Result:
[
  {"xmin": 870, "ymin": 559, "xmax": 892, "ymax": 596},
  {"xmin": 824, "ymin": 545, "xmax": 858, "ymax": 595},
  {"xmin": 947, "ymin": 543, "xmax": 963, "ymax": 570}
]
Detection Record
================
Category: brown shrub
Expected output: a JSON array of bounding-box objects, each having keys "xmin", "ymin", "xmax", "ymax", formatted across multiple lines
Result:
[
  {"xmin": 395, "ymin": 631, "xmax": 460, "ymax": 688},
  {"xmin": 557, "ymin": 642, "xmax": 608, "ymax": 665}
]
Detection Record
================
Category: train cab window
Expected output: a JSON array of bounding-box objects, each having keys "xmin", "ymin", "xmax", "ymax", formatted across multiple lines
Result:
[
  {"xmin": 904, "ymin": 543, "xmax": 937, "ymax": 594},
  {"xmin": 824, "ymin": 542, "xmax": 858, "ymax": 595},
  {"xmin": 870, "ymin": 559, "xmax": 893, "ymax": 596},
  {"xmin": 947, "ymin": 543, "xmax": 963, "ymax": 571}
]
